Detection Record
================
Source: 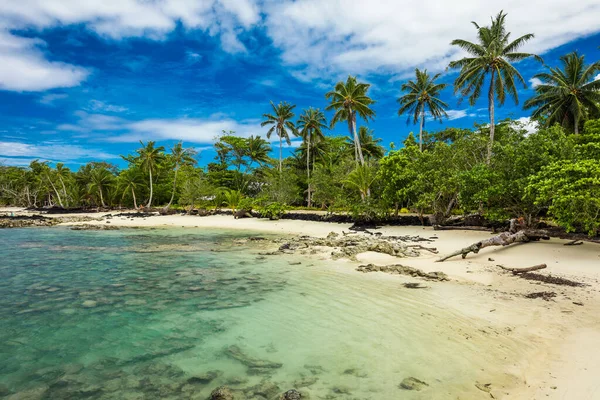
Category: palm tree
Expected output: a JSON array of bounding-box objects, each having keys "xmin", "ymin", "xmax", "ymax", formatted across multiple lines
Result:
[
  {"xmin": 326, "ymin": 76, "xmax": 376, "ymax": 166},
  {"xmin": 354, "ymin": 126, "xmax": 385, "ymax": 160},
  {"xmin": 449, "ymin": 10, "xmax": 540, "ymax": 163},
  {"xmin": 118, "ymin": 168, "xmax": 142, "ymax": 209},
  {"xmin": 524, "ymin": 52, "xmax": 600, "ymax": 134},
  {"xmin": 344, "ymin": 164, "xmax": 377, "ymax": 200},
  {"xmin": 297, "ymin": 107, "xmax": 327, "ymax": 207},
  {"xmin": 397, "ymin": 68, "xmax": 449, "ymax": 151},
  {"xmin": 88, "ymin": 167, "xmax": 113, "ymax": 208},
  {"xmin": 136, "ymin": 141, "xmax": 165, "ymax": 208},
  {"xmin": 261, "ymin": 101, "xmax": 298, "ymax": 172},
  {"xmin": 55, "ymin": 163, "xmax": 71, "ymax": 206},
  {"xmin": 246, "ymin": 135, "xmax": 271, "ymax": 169},
  {"xmin": 165, "ymin": 142, "xmax": 197, "ymax": 210}
]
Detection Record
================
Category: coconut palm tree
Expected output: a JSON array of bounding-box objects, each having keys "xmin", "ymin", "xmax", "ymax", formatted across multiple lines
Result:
[
  {"xmin": 524, "ymin": 52, "xmax": 600, "ymax": 134},
  {"xmin": 449, "ymin": 10, "xmax": 540, "ymax": 163},
  {"xmin": 246, "ymin": 135, "xmax": 271, "ymax": 169},
  {"xmin": 165, "ymin": 142, "xmax": 197, "ymax": 210},
  {"xmin": 118, "ymin": 168, "xmax": 142, "ymax": 209},
  {"xmin": 88, "ymin": 167, "xmax": 114, "ymax": 208},
  {"xmin": 354, "ymin": 126, "xmax": 385, "ymax": 160},
  {"xmin": 397, "ymin": 68, "xmax": 449, "ymax": 151},
  {"xmin": 297, "ymin": 107, "xmax": 328, "ymax": 207},
  {"xmin": 325, "ymin": 76, "xmax": 376, "ymax": 166},
  {"xmin": 136, "ymin": 141, "xmax": 165, "ymax": 208},
  {"xmin": 344, "ymin": 164, "xmax": 377, "ymax": 200},
  {"xmin": 261, "ymin": 101, "xmax": 298, "ymax": 172}
]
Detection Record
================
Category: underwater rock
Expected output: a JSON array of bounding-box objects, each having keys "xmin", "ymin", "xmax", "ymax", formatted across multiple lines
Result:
[
  {"xmin": 210, "ymin": 386, "xmax": 235, "ymax": 400},
  {"xmin": 70, "ymin": 224, "xmax": 119, "ymax": 230},
  {"xmin": 81, "ymin": 300, "xmax": 97, "ymax": 308},
  {"xmin": 356, "ymin": 264, "xmax": 448, "ymax": 281},
  {"xmin": 399, "ymin": 377, "xmax": 429, "ymax": 391},
  {"xmin": 293, "ymin": 375, "xmax": 318, "ymax": 388},
  {"xmin": 187, "ymin": 370, "xmax": 223, "ymax": 384},
  {"xmin": 280, "ymin": 389, "xmax": 302, "ymax": 399},
  {"xmin": 342, "ymin": 368, "xmax": 368, "ymax": 378},
  {"xmin": 225, "ymin": 345, "xmax": 283, "ymax": 369},
  {"xmin": 331, "ymin": 386, "xmax": 351, "ymax": 395},
  {"xmin": 5, "ymin": 385, "xmax": 49, "ymax": 400},
  {"xmin": 245, "ymin": 380, "xmax": 280, "ymax": 399}
]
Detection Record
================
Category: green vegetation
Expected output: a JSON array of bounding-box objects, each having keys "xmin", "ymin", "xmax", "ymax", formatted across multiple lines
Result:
[{"xmin": 1, "ymin": 11, "xmax": 599, "ymax": 236}]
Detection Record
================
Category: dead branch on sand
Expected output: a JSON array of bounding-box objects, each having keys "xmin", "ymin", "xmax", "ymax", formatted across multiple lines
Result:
[{"xmin": 496, "ymin": 264, "xmax": 547, "ymax": 274}]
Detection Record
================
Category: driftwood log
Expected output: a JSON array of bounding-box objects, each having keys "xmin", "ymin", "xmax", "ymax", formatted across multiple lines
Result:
[
  {"xmin": 437, "ymin": 229, "xmax": 549, "ymax": 262},
  {"xmin": 497, "ymin": 264, "xmax": 547, "ymax": 274}
]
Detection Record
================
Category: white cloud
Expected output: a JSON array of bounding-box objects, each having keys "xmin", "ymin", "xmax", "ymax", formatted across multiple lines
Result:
[
  {"xmin": 57, "ymin": 112, "xmax": 262, "ymax": 143},
  {"xmin": 265, "ymin": 0, "xmax": 600, "ymax": 77},
  {"xmin": 512, "ymin": 116, "xmax": 539, "ymax": 135},
  {"xmin": 0, "ymin": 141, "xmax": 117, "ymax": 161},
  {"xmin": 87, "ymin": 100, "xmax": 128, "ymax": 113},
  {"xmin": 38, "ymin": 93, "xmax": 68, "ymax": 105},
  {"xmin": 0, "ymin": 31, "xmax": 89, "ymax": 92},
  {"xmin": 446, "ymin": 109, "xmax": 477, "ymax": 120},
  {"xmin": 0, "ymin": 0, "xmax": 260, "ymax": 91},
  {"xmin": 529, "ymin": 77, "xmax": 543, "ymax": 88},
  {"xmin": 595, "ymin": 73, "xmax": 600, "ymax": 81}
]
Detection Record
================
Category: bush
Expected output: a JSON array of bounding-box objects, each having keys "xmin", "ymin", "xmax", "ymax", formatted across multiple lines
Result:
[
  {"xmin": 399, "ymin": 207, "xmax": 409, "ymax": 214},
  {"xmin": 259, "ymin": 202, "xmax": 288, "ymax": 220},
  {"xmin": 237, "ymin": 198, "xmax": 254, "ymax": 212}
]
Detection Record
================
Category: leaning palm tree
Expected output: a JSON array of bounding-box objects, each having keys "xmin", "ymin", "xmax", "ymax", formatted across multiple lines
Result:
[
  {"xmin": 118, "ymin": 169, "xmax": 142, "ymax": 209},
  {"xmin": 326, "ymin": 76, "xmax": 376, "ymax": 166},
  {"xmin": 449, "ymin": 10, "xmax": 540, "ymax": 163},
  {"xmin": 261, "ymin": 101, "xmax": 298, "ymax": 172},
  {"xmin": 297, "ymin": 107, "xmax": 327, "ymax": 207},
  {"xmin": 165, "ymin": 142, "xmax": 197, "ymax": 210},
  {"xmin": 88, "ymin": 167, "xmax": 114, "ymax": 208},
  {"xmin": 524, "ymin": 52, "xmax": 600, "ymax": 134},
  {"xmin": 136, "ymin": 141, "xmax": 165, "ymax": 208},
  {"xmin": 397, "ymin": 68, "xmax": 449, "ymax": 151}
]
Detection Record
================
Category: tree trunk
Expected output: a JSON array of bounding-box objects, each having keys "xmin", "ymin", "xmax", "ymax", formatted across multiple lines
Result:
[
  {"xmin": 132, "ymin": 187, "xmax": 138, "ymax": 209},
  {"xmin": 419, "ymin": 107, "xmax": 425, "ymax": 152},
  {"xmin": 351, "ymin": 112, "xmax": 365, "ymax": 166},
  {"xmin": 58, "ymin": 176, "xmax": 69, "ymax": 207},
  {"xmin": 437, "ymin": 229, "xmax": 549, "ymax": 262},
  {"xmin": 46, "ymin": 174, "xmax": 64, "ymax": 208},
  {"xmin": 307, "ymin": 131, "xmax": 312, "ymax": 208},
  {"xmin": 574, "ymin": 115, "xmax": 579, "ymax": 134},
  {"xmin": 486, "ymin": 70, "xmax": 495, "ymax": 165},
  {"xmin": 146, "ymin": 168, "xmax": 153, "ymax": 208},
  {"xmin": 166, "ymin": 167, "xmax": 178, "ymax": 209},
  {"xmin": 99, "ymin": 187, "xmax": 106, "ymax": 208},
  {"xmin": 279, "ymin": 134, "xmax": 283, "ymax": 173}
]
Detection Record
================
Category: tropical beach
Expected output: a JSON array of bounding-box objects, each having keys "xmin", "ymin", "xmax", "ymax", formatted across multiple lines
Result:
[{"xmin": 2, "ymin": 1, "xmax": 600, "ymax": 399}]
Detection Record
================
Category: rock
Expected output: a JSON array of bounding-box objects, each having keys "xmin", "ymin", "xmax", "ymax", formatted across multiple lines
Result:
[
  {"xmin": 293, "ymin": 375, "xmax": 318, "ymax": 388},
  {"xmin": 210, "ymin": 386, "xmax": 235, "ymax": 400},
  {"xmin": 81, "ymin": 300, "xmax": 97, "ymax": 308},
  {"xmin": 71, "ymin": 224, "xmax": 119, "ymax": 230},
  {"xmin": 245, "ymin": 380, "xmax": 280, "ymax": 399},
  {"xmin": 331, "ymin": 386, "xmax": 351, "ymax": 394},
  {"xmin": 6, "ymin": 385, "xmax": 48, "ymax": 400},
  {"xmin": 187, "ymin": 370, "xmax": 222, "ymax": 384},
  {"xmin": 399, "ymin": 377, "xmax": 429, "ymax": 391},
  {"xmin": 280, "ymin": 389, "xmax": 302, "ymax": 399},
  {"xmin": 342, "ymin": 368, "xmax": 368, "ymax": 378}
]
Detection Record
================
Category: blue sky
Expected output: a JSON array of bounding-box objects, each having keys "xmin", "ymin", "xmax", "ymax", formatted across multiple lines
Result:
[{"xmin": 1, "ymin": 0, "xmax": 599, "ymax": 169}]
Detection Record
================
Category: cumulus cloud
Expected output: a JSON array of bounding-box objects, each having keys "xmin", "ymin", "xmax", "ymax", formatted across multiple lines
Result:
[
  {"xmin": 0, "ymin": 0, "xmax": 260, "ymax": 91},
  {"xmin": 512, "ymin": 116, "xmax": 539, "ymax": 135},
  {"xmin": 265, "ymin": 0, "xmax": 600, "ymax": 77},
  {"xmin": 529, "ymin": 77, "xmax": 543, "ymax": 88},
  {"xmin": 0, "ymin": 141, "xmax": 117, "ymax": 161},
  {"xmin": 446, "ymin": 109, "xmax": 479, "ymax": 120}
]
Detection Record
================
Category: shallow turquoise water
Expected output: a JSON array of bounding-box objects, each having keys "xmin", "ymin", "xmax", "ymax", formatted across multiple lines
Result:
[{"xmin": 0, "ymin": 227, "xmax": 524, "ymax": 399}]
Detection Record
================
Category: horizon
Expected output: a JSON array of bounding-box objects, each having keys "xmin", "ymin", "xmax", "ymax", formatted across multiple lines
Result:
[{"xmin": 1, "ymin": 0, "xmax": 600, "ymax": 169}]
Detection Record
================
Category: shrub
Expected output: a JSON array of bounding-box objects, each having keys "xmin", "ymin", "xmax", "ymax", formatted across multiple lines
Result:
[{"xmin": 259, "ymin": 202, "xmax": 288, "ymax": 220}]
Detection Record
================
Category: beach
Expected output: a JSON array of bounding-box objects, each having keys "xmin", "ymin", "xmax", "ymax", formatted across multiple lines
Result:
[{"xmin": 2, "ymin": 208, "xmax": 600, "ymax": 399}]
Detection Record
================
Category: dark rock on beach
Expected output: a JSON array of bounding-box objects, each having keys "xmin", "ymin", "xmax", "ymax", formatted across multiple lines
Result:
[
  {"xmin": 400, "ymin": 377, "xmax": 429, "ymax": 391},
  {"xmin": 357, "ymin": 264, "xmax": 448, "ymax": 281}
]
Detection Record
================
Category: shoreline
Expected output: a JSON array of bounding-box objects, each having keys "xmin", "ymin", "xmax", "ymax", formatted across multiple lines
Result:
[{"xmin": 3, "ymin": 208, "xmax": 600, "ymax": 398}]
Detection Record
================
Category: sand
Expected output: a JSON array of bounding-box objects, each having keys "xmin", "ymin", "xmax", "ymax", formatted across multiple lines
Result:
[{"xmin": 3, "ymin": 207, "xmax": 600, "ymax": 399}]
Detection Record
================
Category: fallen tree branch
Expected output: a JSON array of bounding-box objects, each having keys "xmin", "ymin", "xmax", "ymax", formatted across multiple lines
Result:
[
  {"xmin": 497, "ymin": 263, "xmax": 547, "ymax": 274},
  {"xmin": 564, "ymin": 240, "xmax": 583, "ymax": 246},
  {"xmin": 433, "ymin": 225, "xmax": 491, "ymax": 232},
  {"xmin": 436, "ymin": 229, "xmax": 549, "ymax": 262}
]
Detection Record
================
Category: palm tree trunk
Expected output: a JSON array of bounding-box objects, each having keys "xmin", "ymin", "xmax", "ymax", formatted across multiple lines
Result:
[
  {"xmin": 279, "ymin": 134, "xmax": 283, "ymax": 173},
  {"xmin": 166, "ymin": 167, "xmax": 178, "ymax": 209},
  {"xmin": 419, "ymin": 107, "xmax": 425, "ymax": 152},
  {"xmin": 307, "ymin": 131, "xmax": 312, "ymax": 208},
  {"xmin": 486, "ymin": 70, "xmax": 496, "ymax": 165},
  {"xmin": 46, "ymin": 174, "xmax": 64, "ymax": 208},
  {"xmin": 147, "ymin": 168, "xmax": 153, "ymax": 208},
  {"xmin": 99, "ymin": 187, "xmax": 106, "ymax": 208},
  {"xmin": 132, "ymin": 187, "xmax": 138, "ymax": 209},
  {"xmin": 59, "ymin": 176, "xmax": 68, "ymax": 207},
  {"xmin": 351, "ymin": 112, "xmax": 365, "ymax": 166},
  {"xmin": 574, "ymin": 115, "xmax": 579, "ymax": 134}
]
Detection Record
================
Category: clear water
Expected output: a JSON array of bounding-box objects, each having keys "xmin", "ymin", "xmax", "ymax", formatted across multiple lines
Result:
[{"xmin": 0, "ymin": 227, "xmax": 525, "ymax": 399}]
